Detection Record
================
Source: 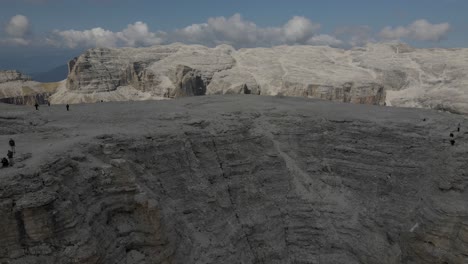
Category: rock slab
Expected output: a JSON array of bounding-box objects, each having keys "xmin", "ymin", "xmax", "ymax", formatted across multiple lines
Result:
[{"xmin": 0, "ymin": 95, "xmax": 467, "ymax": 263}]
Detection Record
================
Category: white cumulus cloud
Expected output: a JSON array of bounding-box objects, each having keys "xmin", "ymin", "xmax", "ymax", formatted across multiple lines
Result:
[
  {"xmin": 49, "ymin": 21, "xmax": 165, "ymax": 48},
  {"xmin": 52, "ymin": 27, "xmax": 118, "ymax": 48},
  {"xmin": 379, "ymin": 19, "xmax": 450, "ymax": 41},
  {"xmin": 307, "ymin": 34, "xmax": 343, "ymax": 47},
  {"xmin": 2, "ymin": 14, "xmax": 453, "ymax": 49},
  {"xmin": 173, "ymin": 14, "xmax": 263, "ymax": 47},
  {"xmin": 1, "ymin": 15, "xmax": 31, "ymax": 45},
  {"xmin": 173, "ymin": 13, "xmax": 321, "ymax": 47},
  {"xmin": 0, "ymin": 37, "xmax": 30, "ymax": 45},
  {"xmin": 117, "ymin": 22, "xmax": 165, "ymax": 47},
  {"xmin": 5, "ymin": 14, "xmax": 30, "ymax": 38},
  {"xmin": 283, "ymin": 16, "xmax": 320, "ymax": 43},
  {"xmin": 50, "ymin": 14, "xmax": 324, "ymax": 49}
]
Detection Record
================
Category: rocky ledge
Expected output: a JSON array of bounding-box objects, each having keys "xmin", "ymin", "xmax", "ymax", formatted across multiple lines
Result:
[
  {"xmin": 0, "ymin": 70, "xmax": 61, "ymax": 106},
  {"xmin": 0, "ymin": 95, "xmax": 467, "ymax": 263}
]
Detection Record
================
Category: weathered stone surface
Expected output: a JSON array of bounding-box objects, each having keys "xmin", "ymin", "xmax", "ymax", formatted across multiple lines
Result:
[
  {"xmin": 0, "ymin": 95, "xmax": 467, "ymax": 263},
  {"xmin": 54, "ymin": 44, "xmax": 234, "ymax": 103},
  {"xmin": 207, "ymin": 68, "xmax": 261, "ymax": 95},
  {"xmin": 168, "ymin": 65, "xmax": 207, "ymax": 97},
  {"xmin": 50, "ymin": 43, "xmax": 468, "ymax": 114},
  {"xmin": 0, "ymin": 70, "xmax": 61, "ymax": 106}
]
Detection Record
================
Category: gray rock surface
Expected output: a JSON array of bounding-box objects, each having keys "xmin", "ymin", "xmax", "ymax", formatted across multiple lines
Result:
[
  {"xmin": 49, "ymin": 43, "xmax": 468, "ymax": 115},
  {"xmin": 0, "ymin": 95, "xmax": 467, "ymax": 263}
]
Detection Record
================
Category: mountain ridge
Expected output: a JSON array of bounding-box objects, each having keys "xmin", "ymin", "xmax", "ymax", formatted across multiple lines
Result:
[
  {"xmin": 1, "ymin": 43, "xmax": 468, "ymax": 114},
  {"xmin": 55, "ymin": 42, "xmax": 468, "ymax": 114}
]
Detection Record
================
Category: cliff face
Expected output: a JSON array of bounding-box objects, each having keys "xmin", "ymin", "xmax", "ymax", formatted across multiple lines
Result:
[
  {"xmin": 52, "ymin": 43, "xmax": 468, "ymax": 114},
  {"xmin": 1, "ymin": 95, "xmax": 467, "ymax": 263},
  {"xmin": 56, "ymin": 44, "xmax": 387, "ymax": 106},
  {"xmin": 60, "ymin": 45, "xmax": 235, "ymax": 102},
  {"xmin": 0, "ymin": 70, "xmax": 61, "ymax": 106}
]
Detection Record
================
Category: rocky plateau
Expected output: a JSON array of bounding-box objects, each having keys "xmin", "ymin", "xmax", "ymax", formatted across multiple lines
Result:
[{"xmin": 0, "ymin": 95, "xmax": 467, "ymax": 263}]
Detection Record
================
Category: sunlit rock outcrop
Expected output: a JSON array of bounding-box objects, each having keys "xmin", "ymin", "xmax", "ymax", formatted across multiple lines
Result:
[
  {"xmin": 50, "ymin": 43, "xmax": 468, "ymax": 114},
  {"xmin": 0, "ymin": 70, "xmax": 60, "ymax": 106}
]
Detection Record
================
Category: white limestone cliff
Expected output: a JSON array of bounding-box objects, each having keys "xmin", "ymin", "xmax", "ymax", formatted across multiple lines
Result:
[
  {"xmin": 0, "ymin": 70, "xmax": 60, "ymax": 105},
  {"xmin": 49, "ymin": 43, "xmax": 468, "ymax": 114}
]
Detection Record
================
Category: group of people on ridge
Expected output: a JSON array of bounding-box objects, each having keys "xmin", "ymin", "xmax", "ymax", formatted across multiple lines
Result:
[
  {"xmin": 449, "ymin": 123, "xmax": 461, "ymax": 146},
  {"xmin": 35, "ymin": 102, "xmax": 69, "ymax": 111},
  {"xmin": 1, "ymin": 139, "xmax": 15, "ymax": 168},
  {"xmin": 3, "ymin": 102, "xmax": 72, "ymax": 168}
]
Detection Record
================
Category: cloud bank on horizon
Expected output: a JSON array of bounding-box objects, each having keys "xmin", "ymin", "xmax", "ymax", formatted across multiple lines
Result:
[{"xmin": 0, "ymin": 13, "xmax": 452, "ymax": 49}]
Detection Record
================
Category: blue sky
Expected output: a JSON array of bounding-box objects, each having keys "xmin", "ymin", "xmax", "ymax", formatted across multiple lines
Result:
[{"xmin": 0, "ymin": 0, "xmax": 467, "ymax": 73}]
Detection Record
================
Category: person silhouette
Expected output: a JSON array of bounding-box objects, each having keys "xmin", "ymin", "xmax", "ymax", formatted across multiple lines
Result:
[
  {"xmin": 1, "ymin": 157, "xmax": 8, "ymax": 168},
  {"xmin": 66, "ymin": 104, "xmax": 70, "ymax": 111},
  {"xmin": 7, "ymin": 150, "xmax": 13, "ymax": 166},
  {"xmin": 34, "ymin": 102, "xmax": 39, "ymax": 110},
  {"xmin": 9, "ymin": 138, "xmax": 15, "ymax": 153}
]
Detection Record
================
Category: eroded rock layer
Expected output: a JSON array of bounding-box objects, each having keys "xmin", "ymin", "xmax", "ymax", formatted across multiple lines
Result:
[
  {"xmin": 52, "ymin": 43, "xmax": 468, "ymax": 115},
  {"xmin": 0, "ymin": 95, "xmax": 467, "ymax": 263},
  {"xmin": 0, "ymin": 70, "xmax": 61, "ymax": 106}
]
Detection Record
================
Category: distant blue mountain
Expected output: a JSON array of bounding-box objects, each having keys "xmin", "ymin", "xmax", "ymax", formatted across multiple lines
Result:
[{"xmin": 29, "ymin": 64, "xmax": 69, "ymax": 82}]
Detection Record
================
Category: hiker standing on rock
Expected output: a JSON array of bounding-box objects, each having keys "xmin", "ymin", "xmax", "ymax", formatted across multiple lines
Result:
[
  {"xmin": 9, "ymin": 138, "xmax": 15, "ymax": 153},
  {"xmin": 34, "ymin": 102, "xmax": 39, "ymax": 110},
  {"xmin": 7, "ymin": 150, "xmax": 13, "ymax": 166},
  {"xmin": 66, "ymin": 104, "xmax": 70, "ymax": 111}
]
